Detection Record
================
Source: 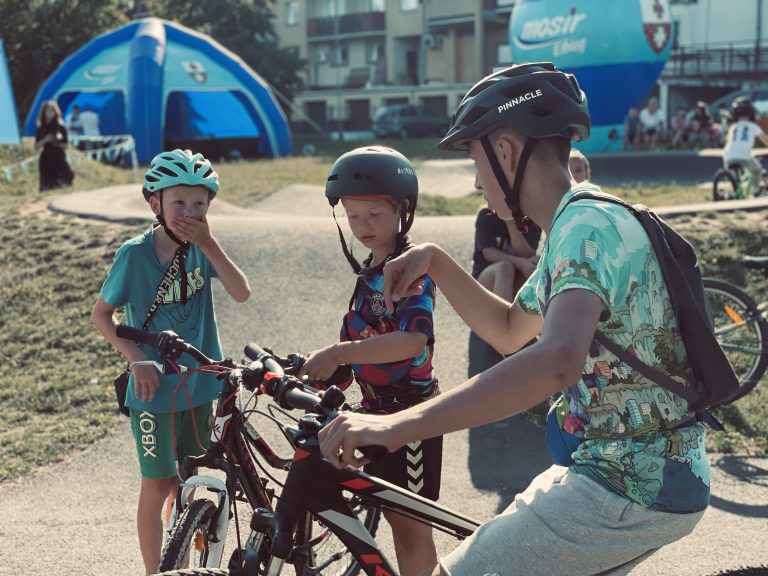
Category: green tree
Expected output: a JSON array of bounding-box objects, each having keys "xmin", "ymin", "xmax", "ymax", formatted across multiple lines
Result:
[
  {"xmin": 0, "ymin": 0, "xmax": 132, "ymax": 125},
  {"xmin": 142, "ymin": 0, "xmax": 304, "ymax": 108}
]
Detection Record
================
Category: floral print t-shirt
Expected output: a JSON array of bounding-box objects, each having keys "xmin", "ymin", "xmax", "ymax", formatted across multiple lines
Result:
[{"xmin": 516, "ymin": 183, "xmax": 710, "ymax": 513}]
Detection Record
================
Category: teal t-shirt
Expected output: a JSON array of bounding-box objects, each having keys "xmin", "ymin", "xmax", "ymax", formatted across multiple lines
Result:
[
  {"xmin": 100, "ymin": 225, "xmax": 222, "ymax": 413},
  {"xmin": 517, "ymin": 183, "xmax": 710, "ymax": 513}
]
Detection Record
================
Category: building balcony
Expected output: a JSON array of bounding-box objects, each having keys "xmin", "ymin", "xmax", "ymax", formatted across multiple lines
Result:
[
  {"xmin": 307, "ymin": 11, "xmax": 385, "ymax": 38},
  {"xmin": 661, "ymin": 42, "xmax": 768, "ymax": 82}
]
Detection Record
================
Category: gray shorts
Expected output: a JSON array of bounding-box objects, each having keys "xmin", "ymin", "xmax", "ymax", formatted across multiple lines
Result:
[{"xmin": 441, "ymin": 465, "xmax": 705, "ymax": 576}]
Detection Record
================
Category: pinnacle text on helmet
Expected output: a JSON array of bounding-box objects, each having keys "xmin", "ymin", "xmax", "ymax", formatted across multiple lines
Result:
[
  {"xmin": 398, "ymin": 167, "xmax": 415, "ymax": 175},
  {"xmin": 498, "ymin": 89, "xmax": 543, "ymax": 114}
]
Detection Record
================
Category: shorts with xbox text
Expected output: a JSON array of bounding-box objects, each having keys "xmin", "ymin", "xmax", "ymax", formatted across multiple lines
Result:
[{"xmin": 130, "ymin": 403, "xmax": 214, "ymax": 478}]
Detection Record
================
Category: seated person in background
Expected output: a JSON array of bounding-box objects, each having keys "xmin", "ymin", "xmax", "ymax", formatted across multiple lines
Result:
[
  {"xmin": 622, "ymin": 106, "xmax": 640, "ymax": 151},
  {"xmin": 638, "ymin": 97, "xmax": 665, "ymax": 150},
  {"xmin": 687, "ymin": 101, "xmax": 721, "ymax": 148},
  {"xmin": 472, "ymin": 208, "xmax": 540, "ymax": 303},
  {"xmin": 671, "ymin": 106, "xmax": 690, "ymax": 149},
  {"xmin": 723, "ymin": 98, "xmax": 768, "ymax": 196},
  {"xmin": 568, "ymin": 149, "xmax": 591, "ymax": 183}
]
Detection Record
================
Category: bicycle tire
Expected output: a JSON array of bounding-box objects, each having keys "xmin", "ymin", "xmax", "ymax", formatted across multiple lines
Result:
[
  {"xmin": 155, "ymin": 570, "xmax": 229, "ymax": 576},
  {"xmin": 704, "ymin": 278, "xmax": 768, "ymax": 402},
  {"xmin": 294, "ymin": 500, "xmax": 381, "ymax": 576},
  {"xmin": 157, "ymin": 499, "xmax": 219, "ymax": 572},
  {"xmin": 712, "ymin": 169, "xmax": 739, "ymax": 201}
]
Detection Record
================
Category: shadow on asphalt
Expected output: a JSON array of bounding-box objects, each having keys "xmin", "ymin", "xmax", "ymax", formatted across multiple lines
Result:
[
  {"xmin": 709, "ymin": 456, "xmax": 768, "ymax": 518},
  {"xmin": 466, "ymin": 332, "xmax": 552, "ymax": 514}
]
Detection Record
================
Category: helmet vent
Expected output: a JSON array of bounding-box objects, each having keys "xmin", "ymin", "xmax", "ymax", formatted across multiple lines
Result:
[
  {"xmin": 462, "ymin": 106, "xmax": 488, "ymax": 126},
  {"xmin": 157, "ymin": 166, "xmax": 178, "ymax": 177},
  {"xmin": 327, "ymin": 174, "xmax": 339, "ymax": 182}
]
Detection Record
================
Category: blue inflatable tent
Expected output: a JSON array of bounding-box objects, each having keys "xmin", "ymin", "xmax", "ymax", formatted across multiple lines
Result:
[
  {"xmin": 0, "ymin": 37, "xmax": 20, "ymax": 145},
  {"xmin": 23, "ymin": 18, "xmax": 292, "ymax": 163}
]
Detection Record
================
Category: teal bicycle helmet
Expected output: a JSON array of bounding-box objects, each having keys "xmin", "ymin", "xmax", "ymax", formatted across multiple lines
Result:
[{"xmin": 142, "ymin": 149, "xmax": 219, "ymax": 201}]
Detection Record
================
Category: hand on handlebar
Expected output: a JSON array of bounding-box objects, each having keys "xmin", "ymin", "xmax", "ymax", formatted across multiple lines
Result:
[
  {"xmin": 298, "ymin": 344, "xmax": 344, "ymax": 383},
  {"xmin": 318, "ymin": 411, "xmax": 400, "ymax": 470}
]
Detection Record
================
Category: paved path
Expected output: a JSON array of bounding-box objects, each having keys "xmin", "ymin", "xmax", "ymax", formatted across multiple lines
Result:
[{"xmin": 4, "ymin": 167, "xmax": 768, "ymax": 575}]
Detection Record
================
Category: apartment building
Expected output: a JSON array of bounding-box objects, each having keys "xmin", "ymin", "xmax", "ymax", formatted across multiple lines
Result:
[
  {"xmin": 274, "ymin": 0, "xmax": 515, "ymax": 135},
  {"xmin": 273, "ymin": 0, "xmax": 767, "ymax": 138}
]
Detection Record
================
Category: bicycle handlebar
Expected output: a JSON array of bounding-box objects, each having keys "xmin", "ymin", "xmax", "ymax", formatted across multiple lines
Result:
[{"xmin": 116, "ymin": 326, "xmax": 388, "ymax": 462}]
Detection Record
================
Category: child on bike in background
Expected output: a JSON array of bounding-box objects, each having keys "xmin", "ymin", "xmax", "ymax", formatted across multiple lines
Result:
[
  {"xmin": 319, "ymin": 63, "xmax": 709, "ymax": 576},
  {"xmin": 298, "ymin": 146, "xmax": 441, "ymax": 576},
  {"xmin": 91, "ymin": 149, "xmax": 250, "ymax": 576},
  {"xmin": 723, "ymin": 98, "xmax": 768, "ymax": 196}
]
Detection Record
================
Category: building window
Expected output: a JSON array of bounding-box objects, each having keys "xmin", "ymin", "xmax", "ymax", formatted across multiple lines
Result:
[
  {"xmin": 400, "ymin": 0, "xmax": 418, "ymax": 12},
  {"xmin": 367, "ymin": 41, "xmax": 384, "ymax": 63},
  {"xmin": 333, "ymin": 43, "xmax": 349, "ymax": 66},
  {"xmin": 284, "ymin": 0, "xmax": 299, "ymax": 26},
  {"xmin": 371, "ymin": 0, "xmax": 385, "ymax": 11}
]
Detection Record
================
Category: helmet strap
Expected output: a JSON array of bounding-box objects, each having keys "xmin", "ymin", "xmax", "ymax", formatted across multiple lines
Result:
[
  {"xmin": 480, "ymin": 135, "xmax": 535, "ymax": 232},
  {"xmin": 332, "ymin": 207, "xmax": 362, "ymax": 274},
  {"xmin": 154, "ymin": 190, "xmax": 190, "ymax": 303}
]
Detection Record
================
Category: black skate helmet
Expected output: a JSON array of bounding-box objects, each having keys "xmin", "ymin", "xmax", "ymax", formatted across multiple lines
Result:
[
  {"xmin": 325, "ymin": 146, "xmax": 418, "ymax": 273},
  {"xmin": 732, "ymin": 98, "xmax": 756, "ymax": 121},
  {"xmin": 438, "ymin": 62, "xmax": 590, "ymax": 228}
]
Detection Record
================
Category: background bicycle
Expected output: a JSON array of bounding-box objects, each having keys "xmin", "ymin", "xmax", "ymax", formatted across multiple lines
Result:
[
  {"xmin": 712, "ymin": 160, "xmax": 768, "ymax": 201},
  {"xmin": 116, "ymin": 325, "xmax": 380, "ymax": 576},
  {"xmin": 703, "ymin": 256, "xmax": 768, "ymax": 402}
]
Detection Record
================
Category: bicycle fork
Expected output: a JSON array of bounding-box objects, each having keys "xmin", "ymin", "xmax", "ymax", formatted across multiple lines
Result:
[{"xmin": 174, "ymin": 475, "xmax": 230, "ymax": 567}]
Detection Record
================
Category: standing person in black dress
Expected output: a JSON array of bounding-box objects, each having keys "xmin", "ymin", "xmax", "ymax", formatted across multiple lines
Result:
[{"xmin": 35, "ymin": 100, "xmax": 74, "ymax": 191}]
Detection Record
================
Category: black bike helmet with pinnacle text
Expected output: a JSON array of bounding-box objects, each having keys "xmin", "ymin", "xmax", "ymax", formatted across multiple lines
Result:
[
  {"xmin": 732, "ymin": 98, "xmax": 756, "ymax": 121},
  {"xmin": 142, "ymin": 148, "xmax": 219, "ymax": 201},
  {"xmin": 438, "ymin": 62, "xmax": 590, "ymax": 228},
  {"xmin": 325, "ymin": 146, "xmax": 419, "ymax": 273}
]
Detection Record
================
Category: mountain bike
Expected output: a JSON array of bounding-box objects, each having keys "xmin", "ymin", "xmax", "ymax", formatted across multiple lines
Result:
[
  {"xmin": 117, "ymin": 326, "xmax": 480, "ymax": 575},
  {"xmin": 116, "ymin": 325, "xmax": 381, "ymax": 575},
  {"xmin": 712, "ymin": 161, "xmax": 768, "ymax": 201},
  {"xmin": 703, "ymin": 256, "xmax": 768, "ymax": 402}
]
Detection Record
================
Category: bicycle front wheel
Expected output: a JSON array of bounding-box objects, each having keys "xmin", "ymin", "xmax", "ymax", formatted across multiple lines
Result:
[
  {"xmin": 713, "ymin": 169, "xmax": 738, "ymax": 201},
  {"xmin": 158, "ymin": 498, "xmax": 219, "ymax": 572},
  {"xmin": 294, "ymin": 498, "xmax": 381, "ymax": 576},
  {"xmin": 704, "ymin": 278, "xmax": 768, "ymax": 402}
]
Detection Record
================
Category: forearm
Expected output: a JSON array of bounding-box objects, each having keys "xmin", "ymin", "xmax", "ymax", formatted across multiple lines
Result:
[
  {"xmin": 335, "ymin": 331, "xmax": 427, "ymax": 365},
  {"xmin": 199, "ymin": 236, "xmax": 251, "ymax": 302},
  {"xmin": 91, "ymin": 308, "xmax": 146, "ymax": 363},
  {"xmin": 429, "ymin": 245, "xmax": 535, "ymax": 352}
]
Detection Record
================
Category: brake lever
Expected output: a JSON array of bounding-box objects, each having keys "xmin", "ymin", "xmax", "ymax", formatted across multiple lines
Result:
[{"xmin": 129, "ymin": 360, "xmax": 188, "ymax": 375}]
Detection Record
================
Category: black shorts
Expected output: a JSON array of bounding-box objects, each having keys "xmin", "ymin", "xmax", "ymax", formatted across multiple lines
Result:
[{"xmin": 363, "ymin": 435, "xmax": 443, "ymax": 501}]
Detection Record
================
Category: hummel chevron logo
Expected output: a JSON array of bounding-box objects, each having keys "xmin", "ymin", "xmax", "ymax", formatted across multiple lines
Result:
[
  {"xmin": 407, "ymin": 463, "xmax": 423, "ymax": 479},
  {"xmin": 408, "ymin": 478, "xmax": 424, "ymax": 493}
]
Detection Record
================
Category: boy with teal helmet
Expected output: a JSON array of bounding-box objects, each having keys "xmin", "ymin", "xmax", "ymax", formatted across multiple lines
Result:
[
  {"xmin": 92, "ymin": 149, "xmax": 250, "ymax": 575},
  {"xmin": 300, "ymin": 145, "xmax": 442, "ymax": 575}
]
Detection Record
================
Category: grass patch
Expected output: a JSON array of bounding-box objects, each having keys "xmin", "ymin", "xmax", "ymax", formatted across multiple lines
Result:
[{"xmin": 0, "ymin": 145, "xmax": 765, "ymax": 483}]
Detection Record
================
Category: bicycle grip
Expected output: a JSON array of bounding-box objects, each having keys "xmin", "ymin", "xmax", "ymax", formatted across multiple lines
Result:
[
  {"xmin": 116, "ymin": 324, "xmax": 159, "ymax": 346},
  {"xmin": 359, "ymin": 445, "xmax": 388, "ymax": 463},
  {"xmin": 244, "ymin": 342, "xmax": 284, "ymax": 376}
]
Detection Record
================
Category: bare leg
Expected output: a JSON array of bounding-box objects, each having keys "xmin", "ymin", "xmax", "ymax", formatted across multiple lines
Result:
[
  {"xmin": 385, "ymin": 510, "xmax": 437, "ymax": 576},
  {"xmin": 137, "ymin": 476, "xmax": 178, "ymax": 575},
  {"xmin": 477, "ymin": 261, "xmax": 517, "ymax": 303}
]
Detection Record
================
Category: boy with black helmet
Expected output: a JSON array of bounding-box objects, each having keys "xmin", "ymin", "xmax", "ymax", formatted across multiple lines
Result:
[
  {"xmin": 92, "ymin": 149, "xmax": 250, "ymax": 575},
  {"xmin": 299, "ymin": 145, "xmax": 441, "ymax": 574},
  {"xmin": 723, "ymin": 98, "xmax": 768, "ymax": 196},
  {"xmin": 319, "ymin": 64, "xmax": 708, "ymax": 575}
]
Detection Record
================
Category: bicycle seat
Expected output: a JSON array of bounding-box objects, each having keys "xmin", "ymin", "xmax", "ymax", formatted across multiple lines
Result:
[
  {"xmin": 726, "ymin": 162, "xmax": 745, "ymax": 172},
  {"xmin": 743, "ymin": 255, "xmax": 768, "ymax": 269}
]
